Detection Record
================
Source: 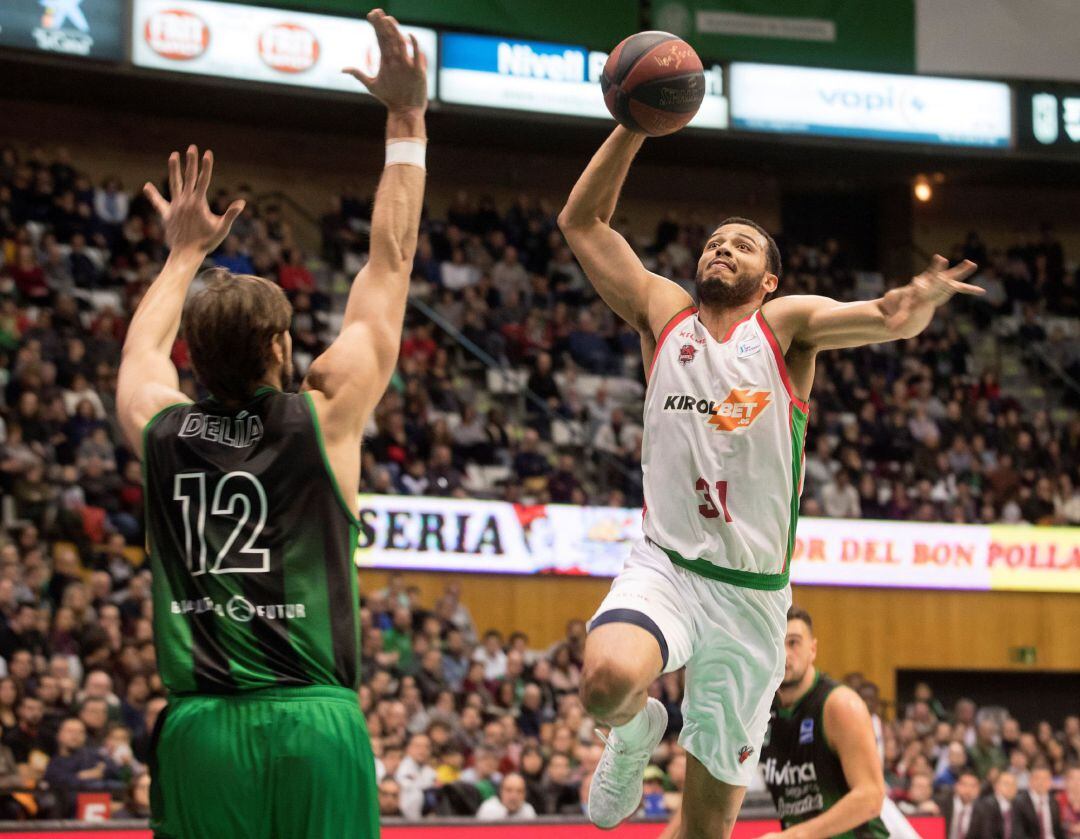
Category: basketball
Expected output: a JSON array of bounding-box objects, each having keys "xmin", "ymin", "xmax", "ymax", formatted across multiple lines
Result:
[{"xmin": 601, "ymin": 31, "xmax": 705, "ymax": 137}]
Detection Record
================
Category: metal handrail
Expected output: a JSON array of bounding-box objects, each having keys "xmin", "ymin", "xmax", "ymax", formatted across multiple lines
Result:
[{"xmin": 1024, "ymin": 341, "xmax": 1080, "ymax": 400}]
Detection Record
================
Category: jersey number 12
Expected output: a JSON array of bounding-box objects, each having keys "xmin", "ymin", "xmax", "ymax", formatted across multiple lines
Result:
[{"xmin": 173, "ymin": 471, "xmax": 270, "ymax": 575}]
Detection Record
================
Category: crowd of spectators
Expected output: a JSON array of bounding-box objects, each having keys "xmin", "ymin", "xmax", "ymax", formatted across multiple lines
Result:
[
  {"xmin": 881, "ymin": 680, "xmax": 1080, "ymax": 838},
  {"xmin": 0, "ymin": 143, "xmax": 1078, "ymax": 820},
  {"xmin": 361, "ymin": 574, "xmax": 1080, "ymax": 833},
  {"xmin": 323, "ymin": 183, "xmax": 1080, "ymax": 525},
  {"xmin": 3, "ymin": 144, "xmax": 1079, "ymax": 526}
]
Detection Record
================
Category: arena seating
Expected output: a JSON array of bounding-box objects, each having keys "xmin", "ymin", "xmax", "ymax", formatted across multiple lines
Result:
[{"xmin": 0, "ymin": 144, "xmax": 1078, "ymax": 822}]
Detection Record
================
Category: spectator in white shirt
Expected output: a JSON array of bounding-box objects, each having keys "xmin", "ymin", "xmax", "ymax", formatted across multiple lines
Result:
[
  {"xmin": 472, "ymin": 630, "xmax": 507, "ymax": 682},
  {"xmin": 592, "ymin": 407, "xmax": 642, "ymax": 457},
  {"xmin": 476, "ymin": 773, "xmax": 538, "ymax": 821},
  {"xmin": 62, "ymin": 373, "xmax": 107, "ymax": 419},
  {"xmin": 93, "ymin": 178, "xmax": 129, "ymax": 225},
  {"xmin": 395, "ymin": 734, "xmax": 437, "ymax": 820},
  {"xmin": 440, "ymin": 248, "xmax": 480, "ymax": 291},
  {"xmin": 1053, "ymin": 474, "xmax": 1080, "ymax": 525},
  {"xmin": 491, "ymin": 245, "xmax": 529, "ymax": 299},
  {"xmin": 822, "ymin": 469, "xmax": 861, "ymax": 519},
  {"xmin": 803, "ymin": 436, "xmax": 837, "ymax": 502}
]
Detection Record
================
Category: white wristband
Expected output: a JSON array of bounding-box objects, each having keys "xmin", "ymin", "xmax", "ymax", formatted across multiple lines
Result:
[{"xmin": 386, "ymin": 139, "xmax": 426, "ymax": 170}]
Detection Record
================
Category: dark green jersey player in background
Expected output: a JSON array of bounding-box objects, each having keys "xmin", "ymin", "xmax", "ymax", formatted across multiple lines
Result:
[
  {"xmin": 758, "ymin": 607, "xmax": 888, "ymax": 839},
  {"xmin": 115, "ymin": 10, "xmax": 428, "ymax": 837}
]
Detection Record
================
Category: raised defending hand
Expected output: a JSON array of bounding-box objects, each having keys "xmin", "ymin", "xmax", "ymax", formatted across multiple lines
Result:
[
  {"xmin": 910, "ymin": 255, "xmax": 983, "ymax": 307},
  {"xmin": 342, "ymin": 8, "xmax": 427, "ymax": 112},
  {"xmin": 143, "ymin": 145, "xmax": 245, "ymax": 254}
]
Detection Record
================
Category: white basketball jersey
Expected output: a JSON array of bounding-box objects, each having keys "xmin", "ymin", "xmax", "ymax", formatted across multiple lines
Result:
[{"xmin": 641, "ymin": 306, "xmax": 809, "ymax": 588}]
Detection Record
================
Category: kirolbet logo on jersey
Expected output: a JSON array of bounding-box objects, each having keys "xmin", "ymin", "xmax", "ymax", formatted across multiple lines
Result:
[
  {"xmin": 662, "ymin": 388, "xmax": 772, "ymax": 431},
  {"xmin": 145, "ymin": 9, "xmax": 209, "ymax": 60}
]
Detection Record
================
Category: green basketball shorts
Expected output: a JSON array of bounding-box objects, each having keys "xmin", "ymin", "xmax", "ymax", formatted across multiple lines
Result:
[{"xmin": 150, "ymin": 685, "xmax": 379, "ymax": 839}]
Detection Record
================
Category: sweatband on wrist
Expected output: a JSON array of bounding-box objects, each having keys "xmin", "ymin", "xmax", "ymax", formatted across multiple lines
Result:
[{"xmin": 385, "ymin": 139, "xmax": 426, "ymax": 170}]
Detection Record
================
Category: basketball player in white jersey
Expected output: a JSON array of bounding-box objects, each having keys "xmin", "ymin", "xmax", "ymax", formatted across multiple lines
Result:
[{"xmin": 557, "ymin": 125, "xmax": 981, "ymax": 839}]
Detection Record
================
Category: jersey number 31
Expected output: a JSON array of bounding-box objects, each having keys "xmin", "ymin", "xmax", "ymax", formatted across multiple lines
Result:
[{"xmin": 696, "ymin": 477, "xmax": 733, "ymax": 522}]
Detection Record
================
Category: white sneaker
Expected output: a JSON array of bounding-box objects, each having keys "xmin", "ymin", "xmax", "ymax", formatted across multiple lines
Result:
[{"xmin": 588, "ymin": 697, "xmax": 669, "ymax": 829}]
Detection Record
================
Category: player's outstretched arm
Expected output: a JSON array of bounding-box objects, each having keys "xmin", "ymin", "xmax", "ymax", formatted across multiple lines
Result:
[
  {"xmin": 117, "ymin": 146, "xmax": 243, "ymax": 458},
  {"xmin": 761, "ymin": 687, "xmax": 886, "ymax": 839},
  {"xmin": 558, "ymin": 126, "xmax": 692, "ymax": 342},
  {"xmin": 762, "ymin": 255, "xmax": 981, "ymax": 354},
  {"xmin": 302, "ymin": 8, "xmax": 427, "ymax": 438}
]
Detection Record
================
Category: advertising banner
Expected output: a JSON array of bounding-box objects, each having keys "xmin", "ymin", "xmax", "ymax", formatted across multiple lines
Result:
[
  {"xmin": 0, "ymin": 0, "xmax": 123, "ymax": 60},
  {"xmin": 438, "ymin": 32, "xmax": 727, "ymax": 129},
  {"xmin": 649, "ymin": 0, "xmax": 915, "ymax": 73},
  {"xmin": 355, "ymin": 495, "xmax": 1080, "ymax": 594},
  {"xmin": 728, "ymin": 63, "xmax": 1011, "ymax": 148},
  {"xmin": 131, "ymin": 0, "xmax": 437, "ymax": 99},
  {"xmin": 1017, "ymin": 84, "xmax": 1080, "ymax": 154}
]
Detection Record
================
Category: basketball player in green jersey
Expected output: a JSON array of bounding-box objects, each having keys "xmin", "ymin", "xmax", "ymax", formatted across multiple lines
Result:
[
  {"xmin": 662, "ymin": 606, "xmax": 888, "ymax": 839},
  {"xmin": 116, "ymin": 10, "xmax": 427, "ymax": 837}
]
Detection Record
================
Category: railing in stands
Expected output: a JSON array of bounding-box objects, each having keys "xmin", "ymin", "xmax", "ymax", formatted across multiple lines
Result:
[{"xmin": 1025, "ymin": 341, "xmax": 1080, "ymax": 401}]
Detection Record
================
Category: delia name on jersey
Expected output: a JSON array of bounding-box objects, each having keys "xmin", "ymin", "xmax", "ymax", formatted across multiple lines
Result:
[{"xmin": 178, "ymin": 412, "xmax": 264, "ymax": 448}]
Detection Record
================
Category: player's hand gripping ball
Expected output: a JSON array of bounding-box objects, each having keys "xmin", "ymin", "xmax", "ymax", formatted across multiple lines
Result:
[{"xmin": 601, "ymin": 31, "xmax": 705, "ymax": 137}]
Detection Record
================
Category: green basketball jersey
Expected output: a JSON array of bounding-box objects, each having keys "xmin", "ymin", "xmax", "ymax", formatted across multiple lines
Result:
[
  {"xmin": 143, "ymin": 388, "xmax": 360, "ymax": 695},
  {"xmin": 761, "ymin": 672, "xmax": 888, "ymax": 839}
]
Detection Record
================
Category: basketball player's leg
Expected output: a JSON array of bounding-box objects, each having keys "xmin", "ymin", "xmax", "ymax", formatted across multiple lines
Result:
[
  {"xmin": 151, "ymin": 695, "xmax": 267, "ymax": 838},
  {"xmin": 678, "ymin": 753, "xmax": 747, "ymax": 839},
  {"xmin": 655, "ymin": 765, "xmax": 745, "ymax": 839},
  {"xmin": 583, "ymin": 540, "xmax": 696, "ymax": 828},
  {"xmin": 672, "ymin": 580, "xmax": 789, "ymax": 839},
  {"xmin": 582, "ymin": 540, "xmax": 695, "ymax": 724},
  {"xmin": 268, "ymin": 689, "xmax": 379, "ymax": 838},
  {"xmin": 581, "ymin": 621, "xmax": 663, "ymax": 725}
]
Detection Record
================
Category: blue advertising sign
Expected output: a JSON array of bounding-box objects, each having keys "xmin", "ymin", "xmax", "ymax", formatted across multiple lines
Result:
[
  {"xmin": 439, "ymin": 31, "xmax": 728, "ymax": 129},
  {"xmin": 0, "ymin": 0, "xmax": 124, "ymax": 60}
]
